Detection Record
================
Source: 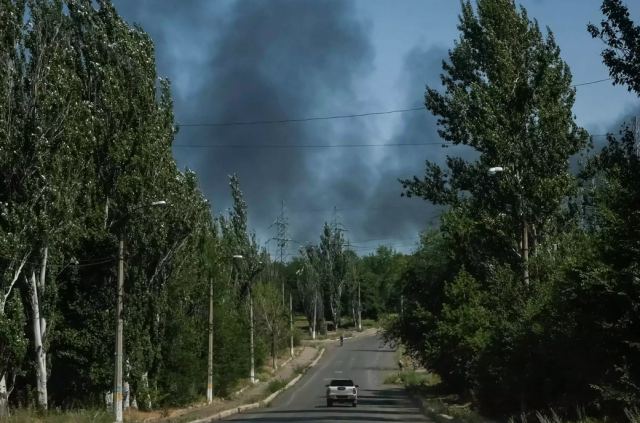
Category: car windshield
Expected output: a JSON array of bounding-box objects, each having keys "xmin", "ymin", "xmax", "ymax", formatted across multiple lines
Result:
[{"xmin": 330, "ymin": 380, "xmax": 354, "ymax": 387}]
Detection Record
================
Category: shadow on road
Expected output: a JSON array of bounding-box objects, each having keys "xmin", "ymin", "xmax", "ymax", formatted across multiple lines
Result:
[{"xmin": 232, "ymin": 387, "xmax": 425, "ymax": 422}]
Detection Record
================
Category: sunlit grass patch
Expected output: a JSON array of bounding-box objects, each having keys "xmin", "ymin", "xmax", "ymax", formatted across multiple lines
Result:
[{"xmin": 384, "ymin": 370, "xmax": 441, "ymax": 387}]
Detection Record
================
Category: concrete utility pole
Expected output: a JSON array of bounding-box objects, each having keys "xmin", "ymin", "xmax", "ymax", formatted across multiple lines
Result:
[
  {"xmin": 239, "ymin": 257, "xmax": 263, "ymax": 385},
  {"xmin": 207, "ymin": 277, "xmax": 214, "ymax": 404},
  {"xmin": 113, "ymin": 200, "xmax": 166, "ymax": 423},
  {"xmin": 114, "ymin": 237, "xmax": 124, "ymax": 423},
  {"xmin": 312, "ymin": 291, "xmax": 317, "ymax": 340},
  {"xmin": 249, "ymin": 286, "xmax": 255, "ymax": 384},
  {"xmin": 357, "ymin": 277, "xmax": 362, "ymax": 332},
  {"xmin": 289, "ymin": 292, "xmax": 294, "ymax": 358}
]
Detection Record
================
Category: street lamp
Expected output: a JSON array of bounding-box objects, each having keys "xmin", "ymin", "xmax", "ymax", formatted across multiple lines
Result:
[
  {"xmin": 207, "ymin": 253, "xmax": 244, "ymax": 404},
  {"xmin": 113, "ymin": 200, "xmax": 167, "ymax": 423},
  {"xmin": 488, "ymin": 165, "xmax": 529, "ymax": 286},
  {"xmin": 229, "ymin": 255, "xmax": 263, "ymax": 384},
  {"xmin": 296, "ymin": 266, "xmax": 317, "ymax": 340}
]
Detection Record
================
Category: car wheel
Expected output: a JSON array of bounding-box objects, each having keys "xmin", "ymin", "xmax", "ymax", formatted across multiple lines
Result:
[{"xmin": 327, "ymin": 399, "xmax": 332, "ymax": 407}]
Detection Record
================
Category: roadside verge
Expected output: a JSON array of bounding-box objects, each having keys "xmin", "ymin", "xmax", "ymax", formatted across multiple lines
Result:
[{"xmin": 187, "ymin": 347, "xmax": 326, "ymax": 423}]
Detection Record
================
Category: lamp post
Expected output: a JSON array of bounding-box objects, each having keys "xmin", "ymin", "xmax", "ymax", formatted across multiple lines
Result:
[
  {"xmin": 488, "ymin": 166, "xmax": 529, "ymax": 286},
  {"xmin": 114, "ymin": 200, "xmax": 167, "ymax": 423},
  {"xmin": 207, "ymin": 254, "xmax": 243, "ymax": 404},
  {"xmin": 232, "ymin": 255, "xmax": 263, "ymax": 384},
  {"xmin": 207, "ymin": 273, "xmax": 214, "ymax": 404},
  {"xmin": 289, "ymin": 292, "xmax": 294, "ymax": 358},
  {"xmin": 296, "ymin": 267, "xmax": 315, "ymax": 340}
]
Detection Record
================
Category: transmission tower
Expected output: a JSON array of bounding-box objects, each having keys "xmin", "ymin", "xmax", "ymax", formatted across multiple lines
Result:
[{"xmin": 271, "ymin": 200, "xmax": 290, "ymax": 304}]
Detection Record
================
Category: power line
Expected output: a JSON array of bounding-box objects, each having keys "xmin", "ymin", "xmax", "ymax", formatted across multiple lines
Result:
[
  {"xmin": 176, "ymin": 77, "xmax": 611, "ymax": 128},
  {"xmin": 173, "ymin": 142, "xmax": 446, "ymax": 149},
  {"xmin": 573, "ymin": 78, "xmax": 611, "ymax": 87},
  {"xmin": 178, "ymin": 107, "xmax": 425, "ymax": 128}
]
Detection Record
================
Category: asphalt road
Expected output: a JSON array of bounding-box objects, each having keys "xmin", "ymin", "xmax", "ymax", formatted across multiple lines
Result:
[{"xmin": 226, "ymin": 334, "xmax": 430, "ymax": 422}]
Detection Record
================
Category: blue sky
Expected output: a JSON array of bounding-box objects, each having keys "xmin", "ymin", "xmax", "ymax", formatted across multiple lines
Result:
[
  {"xmin": 358, "ymin": 0, "xmax": 638, "ymax": 134},
  {"xmin": 114, "ymin": 0, "xmax": 639, "ymax": 257}
]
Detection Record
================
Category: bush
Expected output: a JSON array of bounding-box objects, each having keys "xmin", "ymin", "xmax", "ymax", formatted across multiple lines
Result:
[
  {"xmin": 384, "ymin": 370, "xmax": 441, "ymax": 389},
  {"xmin": 266, "ymin": 379, "xmax": 287, "ymax": 394}
]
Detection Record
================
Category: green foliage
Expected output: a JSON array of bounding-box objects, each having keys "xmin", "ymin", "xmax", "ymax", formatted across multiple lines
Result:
[
  {"xmin": 266, "ymin": 379, "xmax": 287, "ymax": 394},
  {"xmin": 384, "ymin": 371, "xmax": 441, "ymax": 388},
  {"xmin": 358, "ymin": 246, "xmax": 407, "ymax": 320},
  {"xmin": 588, "ymin": 0, "xmax": 640, "ymax": 95},
  {"xmin": 0, "ymin": 294, "xmax": 27, "ymax": 388},
  {"xmin": 385, "ymin": 0, "xmax": 640, "ymax": 419}
]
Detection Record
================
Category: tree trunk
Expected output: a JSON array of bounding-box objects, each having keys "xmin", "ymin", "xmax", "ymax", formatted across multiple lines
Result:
[
  {"xmin": 522, "ymin": 220, "xmax": 529, "ymax": 286},
  {"xmin": 351, "ymin": 302, "xmax": 357, "ymax": 329},
  {"xmin": 141, "ymin": 372, "xmax": 151, "ymax": 409},
  {"xmin": 30, "ymin": 268, "xmax": 48, "ymax": 410},
  {"xmin": 0, "ymin": 375, "xmax": 8, "ymax": 418},
  {"xmin": 271, "ymin": 334, "xmax": 277, "ymax": 370}
]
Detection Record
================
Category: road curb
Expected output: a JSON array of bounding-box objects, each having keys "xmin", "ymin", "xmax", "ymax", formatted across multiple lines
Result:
[{"xmin": 188, "ymin": 347, "xmax": 325, "ymax": 422}]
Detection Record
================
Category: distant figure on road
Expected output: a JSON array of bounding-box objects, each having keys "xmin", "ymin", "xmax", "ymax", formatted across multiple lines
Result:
[
  {"xmin": 340, "ymin": 335, "xmax": 344, "ymax": 346},
  {"xmin": 398, "ymin": 360, "xmax": 404, "ymax": 371}
]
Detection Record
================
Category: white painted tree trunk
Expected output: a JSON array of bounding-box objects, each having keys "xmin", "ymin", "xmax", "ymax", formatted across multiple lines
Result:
[
  {"xmin": 271, "ymin": 335, "xmax": 277, "ymax": 370},
  {"xmin": 30, "ymin": 247, "xmax": 48, "ymax": 410},
  {"xmin": 351, "ymin": 302, "xmax": 356, "ymax": 329},
  {"xmin": 0, "ymin": 375, "xmax": 8, "ymax": 417},
  {"xmin": 141, "ymin": 372, "xmax": 151, "ymax": 410},
  {"xmin": 329, "ymin": 294, "xmax": 338, "ymax": 330}
]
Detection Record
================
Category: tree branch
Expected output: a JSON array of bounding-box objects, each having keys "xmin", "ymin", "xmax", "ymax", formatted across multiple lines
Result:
[{"xmin": 1, "ymin": 250, "xmax": 30, "ymax": 313}]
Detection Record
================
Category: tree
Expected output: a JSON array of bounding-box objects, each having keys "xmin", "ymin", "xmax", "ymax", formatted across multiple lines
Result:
[
  {"xmin": 585, "ymin": 0, "xmax": 640, "ymax": 409},
  {"xmin": 319, "ymin": 223, "xmax": 347, "ymax": 330},
  {"xmin": 401, "ymin": 0, "xmax": 588, "ymax": 285},
  {"xmin": 588, "ymin": 0, "xmax": 640, "ymax": 95},
  {"xmin": 253, "ymin": 279, "xmax": 287, "ymax": 370},
  {"xmin": 296, "ymin": 248, "xmax": 323, "ymax": 339}
]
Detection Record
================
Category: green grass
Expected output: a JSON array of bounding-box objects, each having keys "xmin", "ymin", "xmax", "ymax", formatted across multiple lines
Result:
[
  {"xmin": 387, "ymin": 370, "xmax": 635, "ymax": 423},
  {"xmin": 266, "ymin": 379, "xmax": 287, "ymax": 394},
  {"xmin": 384, "ymin": 369, "xmax": 483, "ymax": 423},
  {"xmin": 0, "ymin": 409, "xmax": 113, "ymax": 423},
  {"xmin": 384, "ymin": 370, "xmax": 441, "ymax": 388}
]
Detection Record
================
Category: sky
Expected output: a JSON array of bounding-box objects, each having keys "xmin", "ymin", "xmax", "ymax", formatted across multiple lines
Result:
[{"xmin": 112, "ymin": 0, "xmax": 639, "ymax": 258}]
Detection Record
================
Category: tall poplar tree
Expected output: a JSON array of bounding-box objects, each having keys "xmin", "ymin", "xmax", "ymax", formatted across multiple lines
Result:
[{"xmin": 401, "ymin": 0, "xmax": 588, "ymax": 283}]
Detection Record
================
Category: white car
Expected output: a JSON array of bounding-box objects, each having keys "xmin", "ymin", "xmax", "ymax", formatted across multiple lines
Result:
[{"xmin": 326, "ymin": 378, "xmax": 358, "ymax": 407}]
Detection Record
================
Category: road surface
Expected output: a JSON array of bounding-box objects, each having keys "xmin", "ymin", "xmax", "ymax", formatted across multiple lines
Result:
[{"xmin": 226, "ymin": 334, "xmax": 430, "ymax": 422}]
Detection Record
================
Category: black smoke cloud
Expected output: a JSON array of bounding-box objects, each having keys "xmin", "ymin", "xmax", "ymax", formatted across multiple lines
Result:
[
  {"xmin": 359, "ymin": 45, "xmax": 450, "ymax": 247},
  {"xmin": 113, "ymin": 0, "xmax": 452, "ymax": 255}
]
